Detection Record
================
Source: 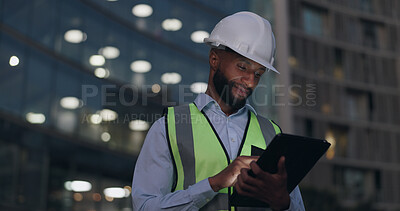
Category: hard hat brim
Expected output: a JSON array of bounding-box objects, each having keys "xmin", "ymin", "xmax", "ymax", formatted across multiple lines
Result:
[{"xmin": 204, "ymin": 39, "xmax": 280, "ymax": 74}]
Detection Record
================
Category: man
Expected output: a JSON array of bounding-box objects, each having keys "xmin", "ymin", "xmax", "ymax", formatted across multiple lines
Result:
[{"xmin": 132, "ymin": 12, "xmax": 305, "ymax": 210}]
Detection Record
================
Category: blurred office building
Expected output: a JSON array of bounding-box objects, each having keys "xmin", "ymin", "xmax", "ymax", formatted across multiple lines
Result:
[
  {"xmin": 275, "ymin": 0, "xmax": 400, "ymax": 210},
  {"xmin": 0, "ymin": 0, "xmax": 276, "ymax": 211},
  {"xmin": 0, "ymin": 0, "xmax": 399, "ymax": 211}
]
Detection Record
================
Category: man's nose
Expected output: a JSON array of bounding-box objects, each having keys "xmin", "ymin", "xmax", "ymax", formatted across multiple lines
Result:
[{"xmin": 241, "ymin": 72, "xmax": 255, "ymax": 88}]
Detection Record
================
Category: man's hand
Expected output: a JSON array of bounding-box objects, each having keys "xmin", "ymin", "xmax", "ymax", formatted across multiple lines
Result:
[
  {"xmin": 208, "ymin": 156, "xmax": 259, "ymax": 192},
  {"xmin": 234, "ymin": 156, "xmax": 290, "ymax": 211}
]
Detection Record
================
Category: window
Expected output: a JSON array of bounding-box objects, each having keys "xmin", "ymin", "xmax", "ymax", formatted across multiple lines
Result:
[
  {"xmin": 302, "ymin": 5, "xmax": 328, "ymax": 36},
  {"xmin": 334, "ymin": 166, "xmax": 381, "ymax": 202},
  {"xmin": 0, "ymin": 135, "xmax": 48, "ymax": 209},
  {"xmin": 0, "ymin": 34, "xmax": 25, "ymax": 116},
  {"xmin": 325, "ymin": 125, "xmax": 349, "ymax": 159},
  {"xmin": 23, "ymin": 48, "xmax": 54, "ymax": 127},
  {"xmin": 333, "ymin": 48, "xmax": 343, "ymax": 79},
  {"xmin": 346, "ymin": 89, "xmax": 373, "ymax": 121},
  {"xmin": 360, "ymin": 0, "xmax": 373, "ymax": 13},
  {"xmin": 361, "ymin": 20, "xmax": 386, "ymax": 49}
]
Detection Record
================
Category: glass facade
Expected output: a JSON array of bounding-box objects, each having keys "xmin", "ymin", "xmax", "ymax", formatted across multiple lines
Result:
[
  {"xmin": 289, "ymin": 0, "xmax": 400, "ymax": 210},
  {"xmin": 0, "ymin": 0, "xmax": 276, "ymax": 210}
]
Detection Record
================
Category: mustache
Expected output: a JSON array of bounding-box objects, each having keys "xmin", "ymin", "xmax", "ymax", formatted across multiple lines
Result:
[{"xmin": 232, "ymin": 82, "xmax": 252, "ymax": 95}]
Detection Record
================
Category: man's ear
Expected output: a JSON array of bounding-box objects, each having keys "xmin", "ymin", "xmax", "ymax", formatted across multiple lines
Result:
[{"xmin": 209, "ymin": 49, "xmax": 220, "ymax": 71}]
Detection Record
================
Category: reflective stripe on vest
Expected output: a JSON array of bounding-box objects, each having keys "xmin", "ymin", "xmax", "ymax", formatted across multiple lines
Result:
[{"xmin": 166, "ymin": 103, "xmax": 281, "ymax": 210}]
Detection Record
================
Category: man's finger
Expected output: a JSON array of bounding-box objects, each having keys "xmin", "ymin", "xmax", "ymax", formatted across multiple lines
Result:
[
  {"xmin": 277, "ymin": 156, "xmax": 287, "ymax": 176},
  {"xmin": 237, "ymin": 156, "xmax": 260, "ymax": 166},
  {"xmin": 250, "ymin": 161, "xmax": 270, "ymax": 179},
  {"xmin": 240, "ymin": 168, "xmax": 258, "ymax": 185},
  {"xmin": 236, "ymin": 173, "xmax": 258, "ymax": 196}
]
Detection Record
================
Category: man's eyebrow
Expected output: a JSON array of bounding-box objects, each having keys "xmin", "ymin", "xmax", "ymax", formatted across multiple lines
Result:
[
  {"xmin": 238, "ymin": 58, "xmax": 266, "ymax": 71},
  {"xmin": 239, "ymin": 59, "xmax": 251, "ymax": 65}
]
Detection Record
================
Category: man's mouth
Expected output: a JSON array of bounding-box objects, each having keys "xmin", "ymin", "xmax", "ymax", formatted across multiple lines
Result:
[{"xmin": 233, "ymin": 84, "xmax": 250, "ymax": 98}]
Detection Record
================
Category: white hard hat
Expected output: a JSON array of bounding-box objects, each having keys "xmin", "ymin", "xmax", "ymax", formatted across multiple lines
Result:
[{"xmin": 204, "ymin": 11, "xmax": 278, "ymax": 74}]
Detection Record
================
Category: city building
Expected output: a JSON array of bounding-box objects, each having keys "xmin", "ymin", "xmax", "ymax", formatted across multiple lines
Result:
[
  {"xmin": 276, "ymin": 0, "xmax": 400, "ymax": 210},
  {"xmin": 1, "ymin": 0, "xmax": 399, "ymax": 210},
  {"xmin": 0, "ymin": 0, "xmax": 276, "ymax": 210}
]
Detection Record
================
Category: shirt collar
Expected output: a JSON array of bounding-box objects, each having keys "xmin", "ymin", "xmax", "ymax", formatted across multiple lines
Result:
[{"xmin": 193, "ymin": 93, "xmax": 257, "ymax": 115}]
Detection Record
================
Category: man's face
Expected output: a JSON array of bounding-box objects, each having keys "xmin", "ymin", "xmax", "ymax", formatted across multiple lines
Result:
[
  {"xmin": 213, "ymin": 68, "xmax": 250, "ymax": 110},
  {"xmin": 212, "ymin": 50, "xmax": 266, "ymax": 110}
]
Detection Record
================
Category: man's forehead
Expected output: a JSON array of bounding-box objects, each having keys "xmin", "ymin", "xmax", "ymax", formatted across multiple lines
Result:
[
  {"xmin": 213, "ymin": 48, "xmax": 266, "ymax": 71},
  {"xmin": 233, "ymin": 55, "xmax": 266, "ymax": 71}
]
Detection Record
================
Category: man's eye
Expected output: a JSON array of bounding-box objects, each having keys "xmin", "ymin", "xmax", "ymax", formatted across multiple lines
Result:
[
  {"xmin": 255, "ymin": 72, "xmax": 261, "ymax": 78},
  {"xmin": 238, "ymin": 65, "xmax": 246, "ymax": 71}
]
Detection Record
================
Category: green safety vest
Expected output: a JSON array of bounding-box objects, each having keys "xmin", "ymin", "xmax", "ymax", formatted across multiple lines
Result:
[{"xmin": 166, "ymin": 103, "xmax": 281, "ymax": 211}]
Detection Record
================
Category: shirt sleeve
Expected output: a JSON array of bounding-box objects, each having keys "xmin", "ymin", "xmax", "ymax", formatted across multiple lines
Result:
[
  {"xmin": 284, "ymin": 186, "xmax": 306, "ymax": 211},
  {"xmin": 131, "ymin": 117, "xmax": 218, "ymax": 211}
]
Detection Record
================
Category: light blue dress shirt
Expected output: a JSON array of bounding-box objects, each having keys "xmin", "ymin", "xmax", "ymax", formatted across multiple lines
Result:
[{"xmin": 132, "ymin": 93, "xmax": 305, "ymax": 210}]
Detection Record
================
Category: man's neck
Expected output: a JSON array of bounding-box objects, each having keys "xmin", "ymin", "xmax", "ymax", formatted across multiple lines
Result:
[{"xmin": 205, "ymin": 89, "xmax": 238, "ymax": 116}]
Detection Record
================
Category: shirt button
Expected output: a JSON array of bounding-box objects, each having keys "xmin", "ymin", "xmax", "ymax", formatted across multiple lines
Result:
[{"xmin": 231, "ymin": 138, "xmax": 235, "ymax": 142}]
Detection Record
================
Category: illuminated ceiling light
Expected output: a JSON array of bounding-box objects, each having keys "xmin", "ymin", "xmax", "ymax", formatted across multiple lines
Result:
[
  {"xmin": 190, "ymin": 30, "xmax": 209, "ymax": 43},
  {"xmin": 161, "ymin": 72, "xmax": 181, "ymax": 84},
  {"xmin": 64, "ymin": 181, "xmax": 72, "ymax": 191},
  {"xmin": 101, "ymin": 132, "xmax": 111, "ymax": 142},
  {"xmin": 26, "ymin": 112, "xmax": 46, "ymax": 124},
  {"xmin": 322, "ymin": 104, "xmax": 331, "ymax": 114},
  {"xmin": 100, "ymin": 109, "xmax": 118, "ymax": 121},
  {"xmin": 123, "ymin": 186, "xmax": 131, "ymax": 197},
  {"xmin": 288, "ymin": 56, "xmax": 298, "ymax": 67},
  {"xmin": 92, "ymin": 193, "xmax": 102, "ymax": 202},
  {"xmin": 73, "ymin": 193, "xmax": 83, "ymax": 202},
  {"xmin": 151, "ymin": 84, "xmax": 161, "ymax": 93},
  {"xmin": 71, "ymin": 180, "xmax": 92, "ymax": 192},
  {"xmin": 94, "ymin": 67, "xmax": 110, "ymax": 79},
  {"xmin": 190, "ymin": 82, "xmax": 208, "ymax": 94},
  {"xmin": 98, "ymin": 46, "xmax": 120, "ymax": 59},
  {"xmin": 325, "ymin": 131, "xmax": 336, "ymax": 160},
  {"xmin": 129, "ymin": 120, "xmax": 150, "ymax": 131},
  {"xmin": 105, "ymin": 195, "xmax": 114, "ymax": 202},
  {"xmin": 162, "ymin": 18, "xmax": 182, "ymax": 31},
  {"xmin": 89, "ymin": 55, "xmax": 105, "ymax": 66},
  {"xmin": 9, "ymin": 56, "xmax": 19, "ymax": 66},
  {"xmin": 104, "ymin": 187, "xmax": 126, "ymax": 198},
  {"xmin": 132, "ymin": 4, "xmax": 153, "ymax": 17},
  {"xmin": 130, "ymin": 60, "xmax": 151, "ymax": 73},
  {"xmin": 60, "ymin": 97, "xmax": 81, "ymax": 109},
  {"xmin": 90, "ymin": 114, "xmax": 102, "ymax": 124},
  {"xmin": 64, "ymin": 29, "xmax": 87, "ymax": 43}
]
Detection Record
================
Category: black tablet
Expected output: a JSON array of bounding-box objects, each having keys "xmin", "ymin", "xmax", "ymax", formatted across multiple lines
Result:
[{"xmin": 230, "ymin": 133, "xmax": 331, "ymax": 207}]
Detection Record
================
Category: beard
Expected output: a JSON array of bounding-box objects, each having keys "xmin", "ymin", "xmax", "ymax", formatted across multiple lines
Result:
[{"xmin": 212, "ymin": 68, "xmax": 252, "ymax": 110}]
